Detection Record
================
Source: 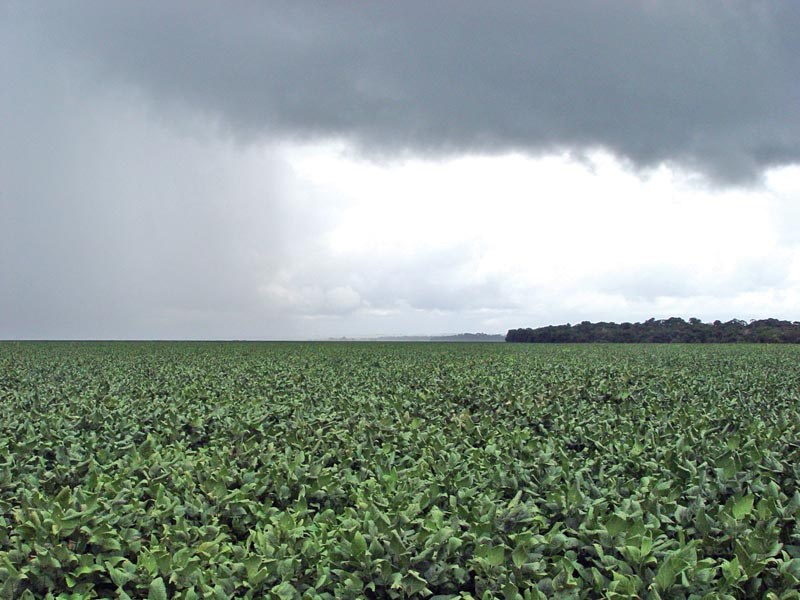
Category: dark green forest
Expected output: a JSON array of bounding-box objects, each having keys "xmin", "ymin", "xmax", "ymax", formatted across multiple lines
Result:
[{"xmin": 506, "ymin": 317, "xmax": 800, "ymax": 343}]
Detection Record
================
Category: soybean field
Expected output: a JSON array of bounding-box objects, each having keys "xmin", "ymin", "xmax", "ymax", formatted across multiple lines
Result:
[{"xmin": 1, "ymin": 342, "xmax": 800, "ymax": 599}]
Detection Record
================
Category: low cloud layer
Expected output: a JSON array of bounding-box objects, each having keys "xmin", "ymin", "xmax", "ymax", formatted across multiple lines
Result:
[{"xmin": 9, "ymin": 1, "xmax": 800, "ymax": 183}]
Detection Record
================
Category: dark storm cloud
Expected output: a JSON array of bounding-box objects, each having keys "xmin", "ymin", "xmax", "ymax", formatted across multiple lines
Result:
[{"xmin": 10, "ymin": 1, "xmax": 800, "ymax": 183}]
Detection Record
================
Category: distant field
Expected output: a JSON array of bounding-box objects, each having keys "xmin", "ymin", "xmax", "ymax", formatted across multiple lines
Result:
[{"xmin": 1, "ymin": 342, "xmax": 800, "ymax": 598}]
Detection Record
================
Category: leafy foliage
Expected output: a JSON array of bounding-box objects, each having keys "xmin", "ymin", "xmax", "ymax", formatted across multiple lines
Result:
[
  {"xmin": 1, "ymin": 342, "xmax": 800, "ymax": 598},
  {"xmin": 507, "ymin": 317, "xmax": 800, "ymax": 343}
]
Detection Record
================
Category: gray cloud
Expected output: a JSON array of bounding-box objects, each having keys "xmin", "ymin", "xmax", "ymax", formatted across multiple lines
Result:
[
  {"xmin": 595, "ymin": 256, "xmax": 793, "ymax": 303},
  {"xmin": 261, "ymin": 242, "xmax": 518, "ymax": 318},
  {"xmin": 0, "ymin": 31, "xmax": 308, "ymax": 338},
  {"xmin": 9, "ymin": 1, "xmax": 800, "ymax": 183}
]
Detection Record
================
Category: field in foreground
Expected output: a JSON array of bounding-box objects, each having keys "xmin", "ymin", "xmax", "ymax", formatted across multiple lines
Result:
[{"xmin": 1, "ymin": 342, "xmax": 800, "ymax": 599}]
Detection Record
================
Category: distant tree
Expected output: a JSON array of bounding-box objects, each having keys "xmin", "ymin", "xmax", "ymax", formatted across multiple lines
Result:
[{"xmin": 506, "ymin": 317, "xmax": 800, "ymax": 343}]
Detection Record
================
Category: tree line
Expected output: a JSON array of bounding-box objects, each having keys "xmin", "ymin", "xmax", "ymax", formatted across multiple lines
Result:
[{"xmin": 506, "ymin": 317, "xmax": 800, "ymax": 343}]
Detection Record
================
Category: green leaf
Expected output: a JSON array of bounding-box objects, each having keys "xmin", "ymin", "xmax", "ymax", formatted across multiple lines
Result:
[
  {"xmin": 54, "ymin": 486, "xmax": 72, "ymax": 510},
  {"xmin": 502, "ymin": 581, "xmax": 520, "ymax": 599},
  {"xmin": 732, "ymin": 494, "xmax": 754, "ymax": 520},
  {"xmin": 271, "ymin": 581, "xmax": 297, "ymax": 600},
  {"xmin": 487, "ymin": 545, "xmax": 505, "ymax": 566},
  {"xmin": 148, "ymin": 577, "xmax": 168, "ymax": 600},
  {"xmin": 695, "ymin": 506, "xmax": 711, "ymax": 535},
  {"xmin": 74, "ymin": 563, "xmax": 105, "ymax": 576},
  {"xmin": 512, "ymin": 544, "xmax": 527, "ymax": 568},
  {"xmin": 139, "ymin": 436, "xmax": 155, "ymax": 459},
  {"xmin": 721, "ymin": 556, "xmax": 742, "ymax": 583},
  {"xmin": 640, "ymin": 536, "xmax": 653, "ymax": 556},
  {"xmin": 605, "ymin": 514, "xmax": 627, "ymax": 536},
  {"xmin": 655, "ymin": 557, "xmax": 677, "ymax": 590},
  {"xmin": 352, "ymin": 531, "xmax": 367, "ymax": 557},
  {"xmin": 401, "ymin": 570, "xmax": 429, "ymax": 596},
  {"xmin": 655, "ymin": 545, "xmax": 697, "ymax": 590}
]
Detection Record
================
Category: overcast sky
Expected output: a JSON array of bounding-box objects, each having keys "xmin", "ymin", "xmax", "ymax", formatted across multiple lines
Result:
[{"xmin": 2, "ymin": 2, "xmax": 799, "ymax": 339}]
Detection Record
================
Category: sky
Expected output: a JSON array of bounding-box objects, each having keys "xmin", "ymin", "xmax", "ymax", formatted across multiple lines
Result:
[{"xmin": 2, "ymin": 1, "xmax": 799, "ymax": 340}]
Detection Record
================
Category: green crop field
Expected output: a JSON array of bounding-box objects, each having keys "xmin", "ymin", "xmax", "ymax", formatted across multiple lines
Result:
[{"xmin": 1, "ymin": 342, "xmax": 800, "ymax": 599}]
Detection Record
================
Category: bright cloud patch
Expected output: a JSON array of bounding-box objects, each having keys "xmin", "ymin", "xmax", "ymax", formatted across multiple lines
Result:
[{"xmin": 264, "ymin": 143, "xmax": 797, "ymax": 336}]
